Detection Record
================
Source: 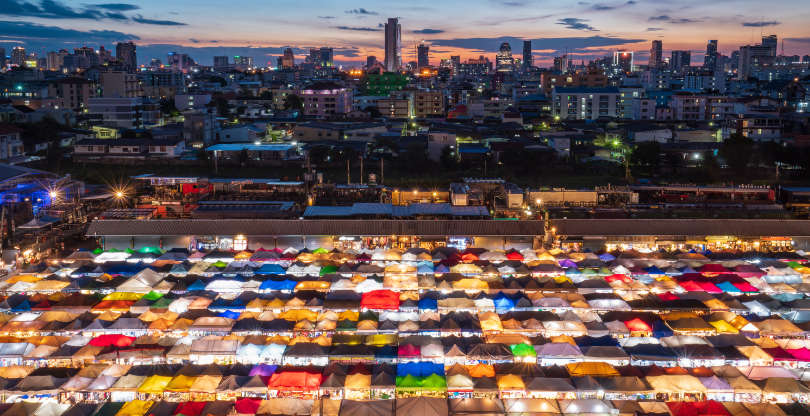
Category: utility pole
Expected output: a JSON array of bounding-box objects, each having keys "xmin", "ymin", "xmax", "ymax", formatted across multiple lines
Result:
[
  {"xmin": 346, "ymin": 159, "xmax": 350, "ymax": 184},
  {"xmin": 360, "ymin": 157, "xmax": 364, "ymax": 185},
  {"xmin": 380, "ymin": 158, "xmax": 384, "ymax": 185}
]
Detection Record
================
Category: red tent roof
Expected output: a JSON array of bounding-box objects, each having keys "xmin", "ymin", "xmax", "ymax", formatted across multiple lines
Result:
[
  {"xmin": 360, "ymin": 290, "xmax": 400, "ymax": 310},
  {"xmin": 657, "ymin": 292, "xmax": 680, "ymax": 301},
  {"xmin": 234, "ymin": 398, "xmax": 261, "ymax": 414},
  {"xmin": 89, "ymin": 334, "xmax": 136, "ymax": 348},
  {"xmin": 604, "ymin": 274, "xmax": 631, "ymax": 283},
  {"xmin": 505, "ymin": 251, "xmax": 523, "ymax": 260},
  {"xmin": 667, "ymin": 400, "xmax": 730, "ymax": 416},
  {"xmin": 267, "ymin": 371, "xmax": 323, "ymax": 390},
  {"xmin": 699, "ymin": 264, "xmax": 729, "ymax": 275},
  {"xmin": 678, "ymin": 280, "xmax": 705, "ymax": 292},
  {"xmin": 398, "ymin": 344, "xmax": 421, "ymax": 357},
  {"xmin": 172, "ymin": 402, "xmax": 206, "ymax": 416},
  {"xmin": 624, "ymin": 318, "xmax": 652, "ymax": 332},
  {"xmin": 696, "ymin": 281, "xmax": 723, "ymax": 293}
]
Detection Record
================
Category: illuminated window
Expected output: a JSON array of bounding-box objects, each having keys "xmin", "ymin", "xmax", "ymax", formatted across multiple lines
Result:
[{"xmin": 233, "ymin": 235, "xmax": 248, "ymax": 251}]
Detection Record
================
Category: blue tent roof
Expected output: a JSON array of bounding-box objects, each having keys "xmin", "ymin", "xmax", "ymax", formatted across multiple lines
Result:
[
  {"xmin": 644, "ymin": 266, "xmax": 664, "ymax": 275},
  {"xmin": 11, "ymin": 299, "xmax": 30, "ymax": 312},
  {"xmin": 187, "ymin": 280, "xmax": 207, "ymax": 291},
  {"xmin": 397, "ymin": 361, "xmax": 444, "ymax": 377},
  {"xmin": 715, "ymin": 281, "xmax": 742, "ymax": 293},
  {"xmin": 418, "ymin": 297, "xmax": 438, "ymax": 310},
  {"xmin": 652, "ymin": 320, "xmax": 674, "ymax": 338},
  {"xmin": 417, "ymin": 265, "xmax": 434, "ymax": 274},
  {"xmin": 493, "ymin": 294, "xmax": 515, "ymax": 311},
  {"xmin": 255, "ymin": 264, "xmax": 286, "ymax": 275},
  {"xmin": 434, "ymin": 264, "xmax": 449, "ymax": 274},
  {"xmin": 259, "ymin": 279, "xmax": 297, "ymax": 291},
  {"xmin": 598, "ymin": 253, "xmax": 616, "ymax": 261},
  {"xmin": 218, "ymin": 310, "xmax": 240, "ymax": 319}
]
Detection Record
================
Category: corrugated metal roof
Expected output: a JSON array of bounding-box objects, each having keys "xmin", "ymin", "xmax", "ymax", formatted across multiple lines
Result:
[
  {"xmin": 552, "ymin": 219, "xmax": 810, "ymax": 237},
  {"xmin": 87, "ymin": 219, "xmax": 546, "ymax": 237}
]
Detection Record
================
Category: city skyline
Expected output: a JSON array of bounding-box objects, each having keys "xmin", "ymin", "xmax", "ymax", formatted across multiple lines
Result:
[{"xmin": 1, "ymin": 0, "xmax": 810, "ymax": 67}]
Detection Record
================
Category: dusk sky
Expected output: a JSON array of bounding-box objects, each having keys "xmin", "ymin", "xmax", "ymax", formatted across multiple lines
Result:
[{"xmin": 2, "ymin": 0, "xmax": 810, "ymax": 66}]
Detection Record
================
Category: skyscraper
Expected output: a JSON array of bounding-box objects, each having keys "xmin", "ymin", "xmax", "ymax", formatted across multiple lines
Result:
[
  {"xmin": 613, "ymin": 51, "xmax": 633, "ymax": 73},
  {"xmin": 553, "ymin": 55, "xmax": 568, "ymax": 73},
  {"xmin": 649, "ymin": 40, "xmax": 663, "ymax": 69},
  {"xmin": 384, "ymin": 18, "xmax": 401, "ymax": 72},
  {"xmin": 495, "ymin": 42, "xmax": 514, "ymax": 72},
  {"xmin": 417, "ymin": 43, "xmax": 429, "ymax": 69},
  {"xmin": 0, "ymin": 48, "xmax": 5, "ymax": 67},
  {"xmin": 11, "ymin": 47, "xmax": 26, "ymax": 67},
  {"xmin": 213, "ymin": 56, "xmax": 229, "ymax": 71},
  {"xmin": 670, "ymin": 50, "xmax": 691, "ymax": 72},
  {"xmin": 761, "ymin": 35, "xmax": 778, "ymax": 56},
  {"xmin": 116, "ymin": 41, "xmax": 137, "ymax": 71},
  {"xmin": 522, "ymin": 40, "xmax": 533, "ymax": 70},
  {"xmin": 704, "ymin": 40, "xmax": 718, "ymax": 71},
  {"xmin": 366, "ymin": 56, "xmax": 377, "ymax": 69},
  {"xmin": 309, "ymin": 47, "xmax": 334, "ymax": 68},
  {"xmin": 281, "ymin": 48, "xmax": 295, "ymax": 69}
]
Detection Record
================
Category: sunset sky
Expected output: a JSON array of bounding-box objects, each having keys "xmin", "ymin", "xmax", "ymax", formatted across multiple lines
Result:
[{"xmin": 2, "ymin": 0, "xmax": 810, "ymax": 66}]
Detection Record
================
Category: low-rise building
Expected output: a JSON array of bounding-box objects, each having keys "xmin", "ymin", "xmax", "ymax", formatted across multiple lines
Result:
[
  {"xmin": 293, "ymin": 122, "xmax": 388, "ymax": 142},
  {"xmin": 552, "ymin": 87, "xmax": 621, "ymax": 120},
  {"xmin": 74, "ymin": 138, "xmax": 185, "ymax": 158},
  {"xmin": 0, "ymin": 125, "xmax": 25, "ymax": 160},
  {"xmin": 87, "ymin": 97, "xmax": 160, "ymax": 129}
]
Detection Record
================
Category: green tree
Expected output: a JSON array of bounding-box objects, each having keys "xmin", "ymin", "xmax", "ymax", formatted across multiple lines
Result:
[
  {"xmin": 159, "ymin": 98, "xmax": 180, "ymax": 117},
  {"xmin": 283, "ymin": 94, "xmax": 304, "ymax": 112},
  {"xmin": 719, "ymin": 133, "xmax": 754, "ymax": 177},
  {"xmin": 630, "ymin": 141, "xmax": 661, "ymax": 174}
]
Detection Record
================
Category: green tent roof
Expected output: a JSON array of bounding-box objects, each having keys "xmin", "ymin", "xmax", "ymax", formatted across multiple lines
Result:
[
  {"xmin": 139, "ymin": 246, "xmax": 163, "ymax": 254},
  {"xmin": 312, "ymin": 248, "xmax": 329, "ymax": 254},
  {"xmin": 420, "ymin": 373, "xmax": 447, "ymax": 389},
  {"xmin": 319, "ymin": 265, "xmax": 338, "ymax": 276},
  {"xmin": 142, "ymin": 291, "xmax": 164, "ymax": 301},
  {"xmin": 396, "ymin": 374, "xmax": 422, "ymax": 388},
  {"xmin": 510, "ymin": 343, "xmax": 536, "ymax": 357}
]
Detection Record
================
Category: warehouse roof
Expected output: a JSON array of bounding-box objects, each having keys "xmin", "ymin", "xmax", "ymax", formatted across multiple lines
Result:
[
  {"xmin": 87, "ymin": 219, "xmax": 545, "ymax": 237},
  {"xmin": 552, "ymin": 219, "xmax": 810, "ymax": 237}
]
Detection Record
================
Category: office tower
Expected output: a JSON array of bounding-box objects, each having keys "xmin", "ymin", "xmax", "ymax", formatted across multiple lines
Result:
[
  {"xmin": 11, "ymin": 47, "xmax": 26, "ymax": 66},
  {"xmin": 649, "ymin": 40, "xmax": 663, "ymax": 69},
  {"xmin": 762, "ymin": 35, "xmax": 778, "ymax": 56},
  {"xmin": 233, "ymin": 56, "xmax": 254, "ymax": 70},
  {"xmin": 384, "ymin": 18, "xmax": 401, "ymax": 71},
  {"xmin": 522, "ymin": 40, "xmax": 533, "ymax": 70},
  {"xmin": 670, "ymin": 50, "xmax": 691, "ymax": 72},
  {"xmin": 310, "ymin": 47, "xmax": 333, "ymax": 68},
  {"xmin": 417, "ymin": 43, "xmax": 429, "ymax": 69},
  {"xmin": 46, "ymin": 51, "xmax": 62, "ymax": 71},
  {"xmin": 366, "ymin": 56, "xmax": 377, "ymax": 69},
  {"xmin": 167, "ymin": 52, "xmax": 194, "ymax": 72},
  {"xmin": 0, "ymin": 48, "xmax": 5, "ymax": 67},
  {"xmin": 613, "ymin": 51, "xmax": 633, "ymax": 73},
  {"xmin": 496, "ymin": 42, "xmax": 514, "ymax": 72},
  {"xmin": 213, "ymin": 56, "xmax": 229, "ymax": 71},
  {"xmin": 553, "ymin": 55, "xmax": 568, "ymax": 73},
  {"xmin": 74, "ymin": 46, "xmax": 99, "ymax": 67},
  {"xmin": 281, "ymin": 48, "xmax": 295, "ymax": 69},
  {"xmin": 738, "ymin": 44, "xmax": 773, "ymax": 79},
  {"xmin": 98, "ymin": 46, "xmax": 113, "ymax": 64},
  {"xmin": 704, "ymin": 40, "xmax": 718, "ymax": 70},
  {"xmin": 116, "ymin": 41, "xmax": 137, "ymax": 71}
]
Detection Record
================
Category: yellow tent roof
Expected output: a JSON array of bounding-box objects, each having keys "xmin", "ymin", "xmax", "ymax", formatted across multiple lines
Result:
[
  {"xmin": 103, "ymin": 292, "xmax": 143, "ymax": 302},
  {"xmin": 566, "ymin": 362, "xmax": 619, "ymax": 377},
  {"xmin": 189, "ymin": 375, "xmax": 222, "ymax": 392},
  {"xmin": 6, "ymin": 275, "xmax": 41, "ymax": 284},
  {"xmin": 737, "ymin": 345, "xmax": 773, "ymax": 363},
  {"xmin": 703, "ymin": 299, "xmax": 729, "ymax": 310},
  {"xmin": 338, "ymin": 310, "xmax": 359, "ymax": 321},
  {"xmin": 709, "ymin": 320, "xmax": 739, "ymax": 334},
  {"xmin": 450, "ymin": 264, "xmax": 483, "ymax": 274},
  {"xmin": 453, "ymin": 278, "xmax": 488, "ymax": 290},
  {"xmin": 345, "ymin": 373, "xmax": 371, "ymax": 389},
  {"xmin": 550, "ymin": 335, "xmax": 577, "ymax": 346},
  {"xmin": 165, "ymin": 375, "xmax": 197, "ymax": 392},
  {"xmin": 366, "ymin": 334, "xmax": 396, "ymax": 347},
  {"xmin": 661, "ymin": 311, "xmax": 700, "ymax": 321},
  {"xmin": 115, "ymin": 400, "xmax": 153, "ymax": 416},
  {"xmin": 294, "ymin": 281, "xmax": 331, "ymax": 291},
  {"xmin": 497, "ymin": 374, "xmax": 526, "ymax": 390},
  {"xmin": 30, "ymin": 280, "xmax": 70, "ymax": 291},
  {"xmin": 137, "ymin": 375, "xmax": 172, "ymax": 393},
  {"xmin": 280, "ymin": 309, "xmax": 318, "ymax": 322}
]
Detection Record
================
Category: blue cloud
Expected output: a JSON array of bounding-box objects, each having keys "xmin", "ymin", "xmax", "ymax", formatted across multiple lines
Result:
[
  {"xmin": 430, "ymin": 35, "xmax": 644, "ymax": 53},
  {"xmin": 412, "ymin": 28, "xmax": 445, "ymax": 34},
  {"xmin": 132, "ymin": 14, "xmax": 186, "ymax": 25},
  {"xmin": 345, "ymin": 8, "xmax": 378, "ymax": 15},
  {"xmin": 557, "ymin": 18, "xmax": 597, "ymax": 31},
  {"xmin": 742, "ymin": 21, "xmax": 780, "ymax": 27},
  {"xmin": 334, "ymin": 25, "xmax": 381, "ymax": 31}
]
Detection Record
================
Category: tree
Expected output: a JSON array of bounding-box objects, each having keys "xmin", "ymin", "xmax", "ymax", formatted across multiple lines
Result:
[
  {"xmin": 630, "ymin": 141, "xmax": 661, "ymax": 174},
  {"xmin": 719, "ymin": 133, "xmax": 754, "ymax": 177},
  {"xmin": 159, "ymin": 98, "xmax": 180, "ymax": 117},
  {"xmin": 283, "ymin": 94, "xmax": 304, "ymax": 112},
  {"xmin": 439, "ymin": 145, "xmax": 457, "ymax": 169}
]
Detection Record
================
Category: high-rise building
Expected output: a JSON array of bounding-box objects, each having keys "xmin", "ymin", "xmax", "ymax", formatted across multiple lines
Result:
[
  {"xmin": 11, "ymin": 47, "xmax": 26, "ymax": 67},
  {"xmin": 75, "ymin": 46, "xmax": 99, "ymax": 67},
  {"xmin": 0, "ymin": 48, "xmax": 5, "ymax": 67},
  {"xmin": 417, "ymin": 43, "xmax": 429, "ymax": 69},
  {"xmin": 281, "ymin": 48, "xmax": 295, "ymax": 69},
  {"xmin": 116, "ymin": 41, "xmax": 137, "ymax": 71},
  {"xmin": 738, "ymin": 44, "xmax": 773, "ymax": 79},
  {"xmin": 213, "ymin": 56, "xmax": 229, "ymax": 71},
  {"xmin": 309, "ymin": 47, "xmax": 334, "ymax": 68},
  {"xmin": 496, "ymin": 42, "xmax": 514, "ymax": 72},
  {"xmin": 522, "ymin": 40, "xmax": 533, "ymax": 70},
  {"xmin": 613, "ymin": 51, "xmax": 633, "ymax": 73},
  {"xmin": 233, "ymin": 56, "xmax": 254, "ymax": 70},
  {"xmin": 366, "ymin": 56, "xmax": 377, "ymax": 69},
  {"xmin": 46, "ymin": 51, "xmax": 64, "ymax": 71},
  {"xmin": 553, "ymin": 55, "xmax": 569, "ymax": 73},
  {"xmin": 167, "ymin": 52, "xmax": 194, "ymax": 72},
  {"xmin": 704, "ymin": 40, "xmax": 718, "ymax": 71},
  {"xmin": 384, "ymin": 18, "xmax": 401, "ymax": 72},
  {"xmin": 670, "ymin": 50, "xmax": 691, "ymax": 72},
  {"xmin": 762, "ymin": 35, "xmax": 778, "ymax": 56},
  {"xmin": 649, "ymin": 40, "xmax": 663, "ymax": 69}
]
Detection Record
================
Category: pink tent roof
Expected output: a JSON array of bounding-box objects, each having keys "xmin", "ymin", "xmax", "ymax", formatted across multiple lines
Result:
[
  {"xmin": 699, "ymin": 264, "xmax": 729, "ymax": 274},
  {"xmin": 398, "ymin": 344, "xmax": 421, "ymax": 357},
  {"xmin": 696, "ymin": 281, "xmax": 723, "ymax": 293},
  {"xmin": 678, "ymin": 280, "xmax": 705, "ymax": 292},
  {"xmin": 658, "ymin": 292, "xmax": 680, "ymax": 301},
  {"xmin": 787, "ymin": 348, "xmax": 810, "ymax": 361},
  {"xmin": 732, "ymin": 282, "xmax": 759, "ymax": 293}
]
